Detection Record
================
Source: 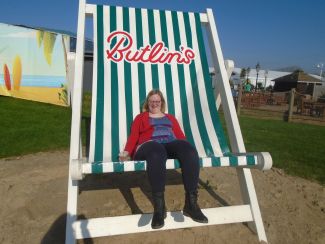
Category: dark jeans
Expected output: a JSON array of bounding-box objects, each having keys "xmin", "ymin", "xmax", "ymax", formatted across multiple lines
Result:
[{"xmin": 134, "ymin": 140, "xmax": 200, "ymax": 193}]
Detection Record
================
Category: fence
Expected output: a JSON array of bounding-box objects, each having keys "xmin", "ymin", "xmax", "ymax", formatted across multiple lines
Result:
[
  {"xmin": 235, "ymin": 88, "xmax": 325, "ymax": 123},
  {"xmin": 240, "ymin": 91, "xmax": 288, "ymax": 108},
  {"xmin": 291, "ymin": 90, "xmax": 325, "ymax": 119}
]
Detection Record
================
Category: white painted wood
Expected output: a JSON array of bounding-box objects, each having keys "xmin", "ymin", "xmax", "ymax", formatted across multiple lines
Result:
[
  {"xmin": 200, "ymin": 13, "xmax": 208, "ymax": 23},
  {"xmin": 236, "ymin": 168, "xmax": 267, "ymax": 241},
  {"xmin": 66, "ymin": 180, "xmax": 79, "ymax": 244},
  {"xmin": 66, "ymin": 0, "xmax": 86, "ymax": 243},
  {"xmin": 85, "ymin": 3, "xmax": 96, "ymax": 14},
  {"xmin": 69, "ymin": 0, "xmax": 86, "ymax": 176},
  {"xmin": 214, "ymin": 60, "xmax": 235, "ymax": 109},
  {"xmin": 73, "ymin": 206, "xmax": 253, "ymax": 239},
  {"xmin": 88, "ymin": 5, "xmax": 98, "ymax": 163},
  {"xmin": 205, "ymin": 8, "xmax": 268, "ymax": 243},
  {"xmin": 71, "ymin": 159, "xmax": 83, "ymax": 180},
  {"xmin": 257, "ymin": 152, "xmax": 272, "ymax": 170},
  {"xmin": 66, "ymin": 52, "xmax": 75, "ymax": 106},
  {"xmin": 206, "ymin": 9, "xmax": 245, "ymax": 153}
]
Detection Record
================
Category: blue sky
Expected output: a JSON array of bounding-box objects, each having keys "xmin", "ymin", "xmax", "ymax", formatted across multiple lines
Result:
[{"xmin": 1, "ymin": 0, "xmax": 324, "ymax": 74}]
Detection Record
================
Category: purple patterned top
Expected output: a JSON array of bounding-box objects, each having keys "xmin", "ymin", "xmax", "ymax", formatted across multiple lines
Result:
[{"xmin": 149, "ymin": 116, "xmax": 176, "ymax": 143}]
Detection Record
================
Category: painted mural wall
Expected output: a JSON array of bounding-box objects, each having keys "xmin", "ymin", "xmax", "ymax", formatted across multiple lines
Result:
[{"xmin": 0, "ymin": 23, "xmax": 68, "ymax": 106}]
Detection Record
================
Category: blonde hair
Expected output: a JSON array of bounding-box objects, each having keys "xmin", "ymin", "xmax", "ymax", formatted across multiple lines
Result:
[{"xmin": 142, "ymin": 89, "xmax": 166, "ymax": 113}]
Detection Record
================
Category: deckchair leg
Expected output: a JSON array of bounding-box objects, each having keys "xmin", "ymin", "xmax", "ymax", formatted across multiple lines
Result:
[
  {"xmin": 236, "ymin": 168, "xmax": 267, "ymax": 242},
  {"xmin": 65, "ymin": 176, "xmax": 79, "ymax": 244},
  {"xmin": 65, "ymin": 0, "xmax": 85, "ymax": 241},
  {"xmin": 206, "ymin": 8, "xmax": 268, "ymax": 243}
]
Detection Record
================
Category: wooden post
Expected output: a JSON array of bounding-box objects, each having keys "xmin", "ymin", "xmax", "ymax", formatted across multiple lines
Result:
[
  {"xmin": 287, "ymin": 88, "xmax": 295, "ymax": 122},
  {"xmin": 237, "ymin": 84, "xmax": 242, "ymax": 116}
]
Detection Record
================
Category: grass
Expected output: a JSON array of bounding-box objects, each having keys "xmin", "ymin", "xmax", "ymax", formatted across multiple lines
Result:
[
  {"xmin": 1, "ymin": 95, "xmax": 324, "ymax": 185},
  {"xmin": 0, "ymin": 96, "xmax": 71, "ymax": 158},
  {"xmin": 239, "ymin": 116, "xmax": 325, "ymax": 184}
]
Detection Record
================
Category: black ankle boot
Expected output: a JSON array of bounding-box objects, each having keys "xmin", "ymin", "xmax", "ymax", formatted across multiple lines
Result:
[
  {"xmin": 151, "ymin": 191, "xmax": 166, "ymax": 229},
  {"xmin": 183, "ymin": 191, "xmax": 208, "ymax": 223}
]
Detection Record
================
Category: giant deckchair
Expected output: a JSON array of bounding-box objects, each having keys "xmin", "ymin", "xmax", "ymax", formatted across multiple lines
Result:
[{"xmin": 66, "ymin": 0, "xmax": 272, "ymax": 243}]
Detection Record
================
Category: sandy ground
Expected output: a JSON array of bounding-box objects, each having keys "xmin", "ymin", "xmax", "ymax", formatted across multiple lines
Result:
[{"xmin": 0, "ymin": 150, "xmax": 324, "ymax": 244}]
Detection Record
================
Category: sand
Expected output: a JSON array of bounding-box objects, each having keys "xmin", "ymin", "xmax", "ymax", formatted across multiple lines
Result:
[{"xmin": 0, "ymin": 150, "xmax": 324, "ymax": 244}]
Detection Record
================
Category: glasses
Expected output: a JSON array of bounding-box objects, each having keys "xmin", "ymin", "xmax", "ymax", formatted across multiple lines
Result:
[{"xmin": 149, "ymin": 100, "xmax": 161, "ymax": 104}]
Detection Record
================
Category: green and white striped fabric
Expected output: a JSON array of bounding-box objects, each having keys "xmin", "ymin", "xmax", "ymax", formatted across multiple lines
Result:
[
  {"xmin": 83, "ymin": 155, "xmax": 257, "ymax": 174},
  {"xmin": 88, "ymin": 5, "xmax": 257, "ymax": 173}
]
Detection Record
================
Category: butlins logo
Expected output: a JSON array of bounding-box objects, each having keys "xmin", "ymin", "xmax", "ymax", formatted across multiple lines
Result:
[{"xmin": 106, "ymin": 31, "xmax": 195, "ymax": 65}]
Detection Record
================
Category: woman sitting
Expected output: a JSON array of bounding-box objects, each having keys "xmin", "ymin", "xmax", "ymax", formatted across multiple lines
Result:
[{"xmin": 119, "ymin": 89, "xmax": 208, "ymax": 229}]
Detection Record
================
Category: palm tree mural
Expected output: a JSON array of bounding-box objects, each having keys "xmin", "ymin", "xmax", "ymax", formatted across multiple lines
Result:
[
  {"xmin": 36, "ymin": 30, "xmax": 57, "ymax": 65},
  {"xmin": 36, "ymin": 30, "xmax": 44, "ymax": 47},
  {"xmin": 58, "ymin": 83, "xmax": 68, "ymax": 105}
]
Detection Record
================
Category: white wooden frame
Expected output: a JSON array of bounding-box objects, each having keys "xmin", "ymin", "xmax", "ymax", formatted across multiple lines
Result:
[{"xmin": 65, "ymin": 1, "xmax": 268, "ymax": 243}]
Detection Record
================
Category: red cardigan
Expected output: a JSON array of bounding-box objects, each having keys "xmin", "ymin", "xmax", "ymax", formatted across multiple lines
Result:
[{"xmin": 124, "ymin": 112, "xmax": 186, "ymax": 157}]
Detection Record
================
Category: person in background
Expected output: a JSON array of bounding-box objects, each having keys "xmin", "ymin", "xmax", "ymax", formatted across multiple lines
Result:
[{"xmin": 119, "ymin": 89, "xmax": 208, "ymax": 229}]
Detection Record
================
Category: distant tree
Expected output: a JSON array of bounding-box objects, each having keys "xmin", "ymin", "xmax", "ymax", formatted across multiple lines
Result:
[
  {"xmin": 257, "ymin": 82, "xmax": 263, "ymax": 89},
  {"xmin": 293, "ymin": 68, "xmax": 304, "ymax": 73},
  {"xmin": 246, "ymin": 67, "xmax": 251, "ymax": 81},
  {"xmin": 266, "ymin": 85, "xmax": 273, "ymax": 91},
  {"xmin": 240, "ymin": 68, "xmax": 246, "ymax": 81}
]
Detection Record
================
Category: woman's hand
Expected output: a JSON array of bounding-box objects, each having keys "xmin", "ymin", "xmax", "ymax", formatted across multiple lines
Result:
[{"xmin": 119, "ymin": 151, "xmax": 131, "ymax": 161}]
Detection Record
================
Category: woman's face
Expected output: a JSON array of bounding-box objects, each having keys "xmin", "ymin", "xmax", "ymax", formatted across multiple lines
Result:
[{"xmin": 148, "ymin": 94, "xmax": 162, "ymax": 114}]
